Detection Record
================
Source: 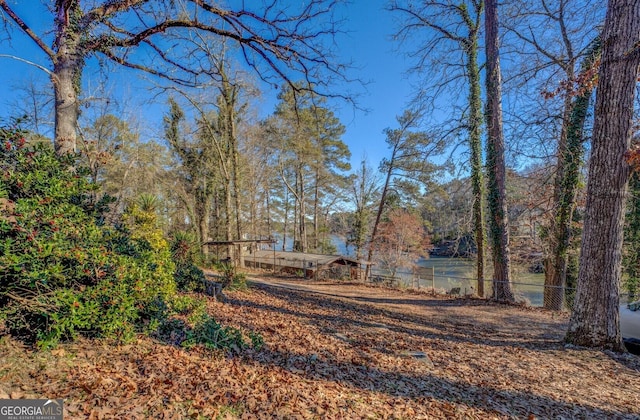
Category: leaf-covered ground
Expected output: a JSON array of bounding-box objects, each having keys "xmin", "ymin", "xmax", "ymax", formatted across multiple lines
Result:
[{"xmin": 1, "ymin": 276, "xmax": 639, "ymax": 419}]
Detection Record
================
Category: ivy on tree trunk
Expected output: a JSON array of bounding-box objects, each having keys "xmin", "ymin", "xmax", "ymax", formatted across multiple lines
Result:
[
  {"xmin": 624, "ymin": 170, "xmax": 640, "ymax": 302},
  {"xmin": 466, "ymin": 14, "xmax": 485, "ymax": 298},
  {"xmin": 566, "ymin": 0, "xmax": 640, "ymax": 351},
  {"xmin": 544, "ymin": 37, "xmax": 601, "ymax": 311},
  {"xmin": 484, "ymin": 0, "xmax": 514, "ymax": 302}
]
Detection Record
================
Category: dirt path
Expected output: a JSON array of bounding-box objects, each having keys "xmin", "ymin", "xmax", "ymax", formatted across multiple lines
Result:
[
  {"xmin": 216, "ymin": 275, "xmax": 640, "ymax": 418},
  {"xmin": 247, "ymin": 276, "xmax": 568, "ymax": 347}
]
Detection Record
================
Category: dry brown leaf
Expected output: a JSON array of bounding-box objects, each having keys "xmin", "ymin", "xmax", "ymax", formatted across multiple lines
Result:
[{"xmin": 1, "ymin": 277, "xmax": 639, "ymax": 419}]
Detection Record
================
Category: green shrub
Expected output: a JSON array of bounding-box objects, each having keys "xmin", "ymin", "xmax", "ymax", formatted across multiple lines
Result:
[
  {"xmin": 174, "ymin": 263, "xmax": 206, "ymax": 293},
  {"xmin": 121, "ymin": 199, "xmax": 177, "ymax": 305},
  {"xmin": 155, "ymin": 294, "xmax": 207, "ymax": 346},
  {"xmin": 157, "ymin": 291, "xmax": 262, "ymax": 352},
  {"xmin": 248, "ymin": 330, "xmax": 264, "ymax": 351},
  {"xmin": 0, "ymin": 122, "xmax": 259, "ymax": 352},
  {"xmin": 226, "ymin": 271, "xmax": 248, "ymax": 291},
  {"xmin": 0, "ymin": 124, "xmax": 176, "ymax": 348},
  {"xmin": 171, "ymin": 231, "xmax": 206, "ymax": 293},
  {"xmin": 169, "ymin": 294, "xmax": 207, "ymax": 324},
  {"xmin": 216, "ymin": 261, "xmax": 247, "ymax": 290},
  {"xmin": 171, "ymin": 231, "xmax": 200, "ymax": 266},
  {"xmin": 182, "ymin": 314, "xmax": 247, "ymax": 352},
  {"xmin": 156, "ymin": 299, "xmax": 262, "ymax": 353},
  {"xmin": 156, "ymin": 318, "xmax": 189, "ymax": 346}
]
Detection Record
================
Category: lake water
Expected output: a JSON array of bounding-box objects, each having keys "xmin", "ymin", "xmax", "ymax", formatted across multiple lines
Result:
[
  {"xmin": 376, "ymin": 256, "xmax": 547, "ymax": 306},
  {"xmin": 290, "ymin": 235, "xmax": 549, "ymax": 306}
]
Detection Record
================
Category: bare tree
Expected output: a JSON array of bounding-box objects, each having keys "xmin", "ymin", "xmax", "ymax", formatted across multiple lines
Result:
[
  {"xmin": 485, "ymin": 0, "xmax": 514, "ymax": 302},
  {"xmin": 364, "ymin": 110, "xmax": 446, "ymax": 280},
  {"xmin": 6, "ymin": 77, "xmax": 53, "ymax": 137},
  {"xmin": 240, "ymin": 121, "xmax": 277, "ymax": 241},
  {"xmin": 348, "ymin": 157, "xmax": 381, "ymax": 262},
  {"xmin": 0, "ymin": 0, "xmax": 351, "ymax": 155},
  {"xmin": 566, "ymin": 0, "xmax": 640, "ymax": 351},
  {"xmin": 391, "ymin": 0, "xmax": 485, "ymax": 296},
  {"xmin": 390, "ymin": 0, "xmax": 486, "ymax": 296},
  {"xmin": 372, "ymin": 208, "xmax": 429, "ymax": 278},
  {"xmin": 502, "ymin": 0, "xmax": 603, "ymax": 310}
]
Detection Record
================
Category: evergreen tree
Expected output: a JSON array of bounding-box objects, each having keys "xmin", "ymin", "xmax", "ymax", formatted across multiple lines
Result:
[
  {"xmin": 264, "ymin": 85, "xmax": 350, "ymax": 253},
  {"xmin": 365, "ymin": 110, "xmax": 446, "ymax": 280}
]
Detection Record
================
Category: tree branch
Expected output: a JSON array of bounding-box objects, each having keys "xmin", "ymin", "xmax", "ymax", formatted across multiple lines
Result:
[
  {"xmin": 81, "ymin": 3, "xmax": 351, "ymax": 100},
  {"xmin": 82, "ymin": 0, "xmax": 148, "ymax": 27},
  {"xmin": 0, "ymin": 0, "xmax": 55, "ymax": 59},
  {"xmin": 0, "ymin": 54, "xmax": 54, "ymax": 77}
]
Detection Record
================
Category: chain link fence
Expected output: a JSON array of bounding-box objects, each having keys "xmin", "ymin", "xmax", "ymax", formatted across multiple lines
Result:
[
  {"xmin": 387, "ymin": 271, "xmax": 637, "ymax": 310},
  {"xmin": 368, "ymin": 270, "xmax": 639, "ymax": 313},
  {"xmin": 367, "ymin": 268, "xmax": 637, "ymax": 311}
]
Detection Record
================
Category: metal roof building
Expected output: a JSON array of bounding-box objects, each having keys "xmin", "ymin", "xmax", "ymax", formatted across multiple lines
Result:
[{"xmin": 244, "ymin": 250, "xmax": 363, "ymax": 280}]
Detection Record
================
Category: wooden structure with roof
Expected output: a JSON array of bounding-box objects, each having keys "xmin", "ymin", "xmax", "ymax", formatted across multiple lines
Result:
[
  {"xmin": 244, "ymin": 249, "xmax": 364, "ymax": 280},
  {"xmin": 203, "ymin": 238, "xmax": 275, "ymax": 267}
]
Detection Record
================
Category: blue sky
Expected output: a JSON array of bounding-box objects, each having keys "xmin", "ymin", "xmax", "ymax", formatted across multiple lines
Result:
[
  {"xmin": 0, "ymin": 1, "xmax": 421, "ymax": 171},
  {"xmin": 321, "ymin": 1, "xmax": 419, "ymax": 167}
]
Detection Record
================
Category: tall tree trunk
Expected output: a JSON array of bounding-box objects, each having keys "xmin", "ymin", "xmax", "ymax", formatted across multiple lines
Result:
[
  {"xmin": 282, "ymin": 187, "xmax": 289, "ymax": 252},
  {"xmin": 313, "ymin": 172, "xmax": 320, "ymax": 252},
  {"xmin": 225, "ymin": 82, "xmax": 242, "ymax": 242},
  {"xmin": 214, "ymin": 69, "xmax": 240, "ymax": 261},
  {"xmin": 293, "ymin": 184, "xmax": 299, "ymax": 250},
  {"xmin": 544, "ymin": 37, "xmax": 601, "ymax": 310},
  {"xmin": 484, "ymin": 0, "xmax": 514, "ymax": 302},
  {"xmin": 364, "ymin": 149, "xmax": 396, "ymax": 280},
  {"xmin": 364, "ymin": 149, "xmax": 396, "ymax": 281},
  {"xmin": 544, "ymin": 94, "xmax": 574, "ymax": 310},
  {"xmin": 467, "ymin": 23, "xmax": 485, "ymax": 298},
  {"xmin": 566, "ymin": 0, "xmax": 640, "ymax": 351},
  {"xmin": 297, "ymin": 167, "xmax": 308, "ymax": 253},
  {"xmin": 53, "ymin": 0, "xmax": 82, "ymax": 156},
  {"xmin": 232, "ymin": 146, "xmax": 242, "ymax": 239},
  {"xmin": 225, "ymin": 183, "xmax": 233, "ymax": 260},
  {"xmin": 249, "ymin": 190, "xmax": 256, "ymax": 240},
  {"xmin": 195, "ymin": 188, "xmax": 210, "ymax": 257},
  {"xmin": 228, "ymin": 104, "xmax": 244, "ymax": 266},
  {"xmin": 355, "ymin": 208, "xmax": 366, "ymax": 263},
  {"xmin": 265, "ymin": 187, "xmax": 272, "ymax": 239},
  {"xmin": 213, "ymin": 193, "xmax": 221, "ymax": 241}
]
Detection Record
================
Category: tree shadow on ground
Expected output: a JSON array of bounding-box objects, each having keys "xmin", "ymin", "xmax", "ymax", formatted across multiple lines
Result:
[
  {"xmin": 234, "ymin": 281, "xmax": 566, "ymax": 350},
  {"xmin": 242, "ymin": 342, "xmax": 637, "ymax": 419},
  {"xmin": 220, "ymin": 281, "xmax": 640, "ymax": 417}
]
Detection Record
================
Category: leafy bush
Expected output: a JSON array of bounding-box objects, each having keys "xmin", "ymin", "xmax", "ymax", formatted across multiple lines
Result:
[
  {"xmin": 174, "ymin": 264, "xmax": 206, "ymax": 293},
  {"xmin": 156, "ymin": 317, "xmax": 189, "ymax": 346},
  {"xmin": 171, "ymin": 231, "xmax": 206, "ymax": 293},
  {"xmin": 156, "ymin": 295, "xmax": 261, "ymax": 352},
  {"xmin": 0, "ymin": 124, "xmax": 176, "ymax": 348},
  {"xmin": 226, "ymin": 271, "xmax": 248, "ymax": 291},
  {"xmin": 0, "ymin": 123, "xmax": 260, "ymax": 352},
  {"xmin": 248, "ymin": 330, "xmax": 264, "ymax": 350},
  {"xmin": 171, "ymin": 231, "xmax": 200, "ymax": 266},
  {"xmin": 182, "ymin": 314, "xmax": 247, "ymax": 352},
  {"xmin": 121, "ymin": 198, "xmax": 177, "ymax": 305},
  {"xmin": 169, "ymin": 294, "xmax": 207, "ymax": 324},
  {"xmin": 216, "ymin": 261, "xmax": 247, "ymax": 290}
]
